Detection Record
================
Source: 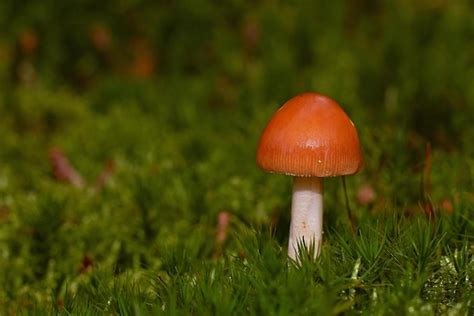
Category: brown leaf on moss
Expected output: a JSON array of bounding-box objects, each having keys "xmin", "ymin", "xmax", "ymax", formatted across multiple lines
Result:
[
  {"xmin": 439, "ymin": 199, "xmax": 453, "ymax": 214},
  {"xmin": 128, "ymin": 38, "xmax": 156, "ymax": 78},
  {"xmin": 18, "ymin": 29, "xmax": 39, "ymax": 55},
  {"xmin": 89, "ymin": 24, "xmax": 112, "ymax": 53},
  {"xmin": 422, "ymin": 143, "xmax": 434, "ymax": 220},
  {"xmin": 94, "ymin": 159, "xmax": 115, "ymax": 191},
  {"xmin": 0, "ymin": 205, "xmax": 10, "ymax": 223},
  {"xmin": 57, "ymin": 298, "xmax": 64, "ymax": 308},
  {"xmin": 241, "ymin": 16, "xmax": 260, "ymax": 57},
  {"xmin": 78, "ymin": 254, "xmax": 94, "ymax": 274}
]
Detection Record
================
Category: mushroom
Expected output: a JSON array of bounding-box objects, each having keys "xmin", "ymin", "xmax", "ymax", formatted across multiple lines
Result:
[{"xmin": 256, "ymin": 92, "xmax": 362, "ymax": 261}]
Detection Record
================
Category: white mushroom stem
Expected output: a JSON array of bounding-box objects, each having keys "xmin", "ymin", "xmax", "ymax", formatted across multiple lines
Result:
[{"xmin": 288, "ymin": 176, "xmax": 323, "ymax": 261}]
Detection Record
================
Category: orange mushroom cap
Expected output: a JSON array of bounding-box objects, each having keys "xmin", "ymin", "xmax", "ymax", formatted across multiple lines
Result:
[{"xmin": 257, "ymin": 92, "xmax": 363, "ymax": 177}]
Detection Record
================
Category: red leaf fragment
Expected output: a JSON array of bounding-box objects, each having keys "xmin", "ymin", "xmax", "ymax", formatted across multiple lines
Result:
[
  {"xmin": 216, "ymin": 211, "xmax": 231, "ymax": 245},
  {"xmin": 357, "ymin": 184, "xmax": 376, "ymax": 205},
  {"xmin": 213, "ymin": 211, "xmax": 231, "ymax": 258},
  {"xmin": 49, "ymin": 147, "xmax": 85, "ymax": 188}
]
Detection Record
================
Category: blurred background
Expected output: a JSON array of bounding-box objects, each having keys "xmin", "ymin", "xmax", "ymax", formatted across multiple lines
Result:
[
  {"xmin": 2, "ymin": 1, "xmax": 472, "ymax": 136},
  {"xmin": 1, "ymin": 1, "xmax": 473, "ymax": 141},
  {"xmin": 0, "ymin": 0, "xmax": 473, "ymax": 310}
]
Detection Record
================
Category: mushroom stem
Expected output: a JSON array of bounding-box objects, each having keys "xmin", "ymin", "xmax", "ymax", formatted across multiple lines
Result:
[{"xmin": 288, "ymin": 176, "xmax": 323, "ymax": 261}]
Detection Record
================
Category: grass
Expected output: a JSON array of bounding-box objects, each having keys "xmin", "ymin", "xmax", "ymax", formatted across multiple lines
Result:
[{"xmin": 0, "ymin": 1, "xmax": 473, "ymax": 314}]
